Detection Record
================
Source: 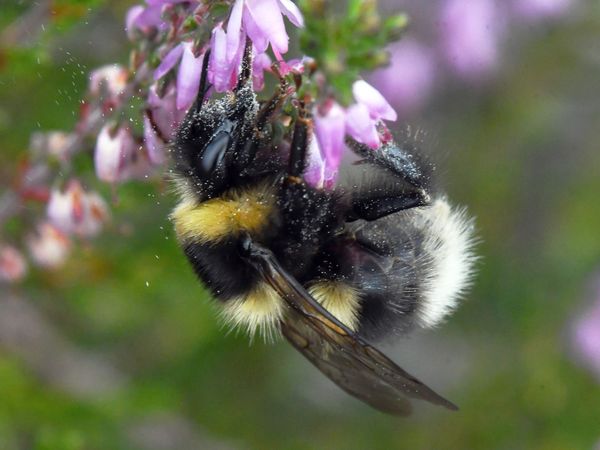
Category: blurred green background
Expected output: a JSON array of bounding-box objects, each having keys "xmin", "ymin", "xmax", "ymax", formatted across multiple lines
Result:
[{"xmin": 1, "ymin": 1, "xmax": 600, "ymax": 449}]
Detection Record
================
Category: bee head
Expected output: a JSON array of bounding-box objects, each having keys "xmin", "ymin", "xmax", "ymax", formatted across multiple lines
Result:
[{"xmin": 171, "ymin": 42, "xmax": 260, "ymax": 201}]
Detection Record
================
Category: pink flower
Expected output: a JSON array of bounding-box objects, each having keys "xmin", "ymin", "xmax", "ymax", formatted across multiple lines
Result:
[
  {"xmin": 146, "ymin": 83, "xmax": 186, "ymax": 140},
  {"xmin": 227, "ymin": 0, "xmax": 304, "ymax": 59},
  {"xmin": 304, "ymin": 134, "xmax": 326, "ymax": 189},
  {"xmin": 0, "ymin": 245, "xmax": 27, "ymax": 283},
  {"xmin": 369, "ymin": 39, "xmax": 437, "ymax": 116},
  {"xmin": 252, "ymin": 52, "xmax": 272, "ymax": 91},
  {"xmin": 89, "ymin": 65, "xmax": 128, "ymax": 99},
  {"xmin": 29, "ymin": 131, "xmax": 77, "ymax": 162},
  {"xmin": 177, "ymin": 42, "xmax": 205, "ymax": 110},
  {"xmin": 571, "ymin": 279, "xmax": 600, "ymax": 382},
  {"xmin": 26, "ymin": 222, "xmax": 71, "ymax": 269},
  {"xmin": 207, "ymin": 23, "xmax": 271, "ymax": 93},
  {"xmin": 208, "ymin": 23, "xmax": 243, "ymax": 92},
  {"xmin": 512, "ymin": 0, "xmax": 574, "ymax": 21},
  {"xmin": 345, "ymin": 80, "xmax": 397, "ymax": 149},
  {"xmin": 154, "ymin": 42, "xmax": 205, "ymax": 111},
  {"xmin": 126, "ymin": 0, "xmax": 198, "ymax": 36},
  {"xmin": 95, "ymin": 123, "xmax": 153, "ymax": 183},
  {"xmin": 47, "ymin": 181, "xmax": 109, "ymax": 238},
  {"xmin": 439, "ymin": 0, "xmax": 505, "ymax": 80},
  {"xmin": 313, "ymin": 101, "xmax": 346, "ymax": 186}
]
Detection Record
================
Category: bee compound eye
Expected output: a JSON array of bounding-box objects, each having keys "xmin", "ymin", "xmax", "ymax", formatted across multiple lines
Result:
[{"xmin": 198, "ymin": 130, "xmax": 230, "ymax": 177}]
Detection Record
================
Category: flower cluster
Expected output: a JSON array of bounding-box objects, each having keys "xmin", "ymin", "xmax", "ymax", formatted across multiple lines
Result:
[
  {"xmin": 0, "ymin": 0, "xmax": 411, "ymax": 283},
  {"xmin": 371, "ymin": 0, "xmax": 578, "ymax": 117},
  {"xmin": 571, "ymin": 277, "xmax": 600, "ymax": 382},
  {"xmin": 309, "ymin": 80, "xmax": 397, "ymax": 188}
]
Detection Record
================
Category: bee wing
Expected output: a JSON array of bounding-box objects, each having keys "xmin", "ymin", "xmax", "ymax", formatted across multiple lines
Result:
[{"xmin": 242, "ymin": 238, "xmax": 458, "ymax": 416}]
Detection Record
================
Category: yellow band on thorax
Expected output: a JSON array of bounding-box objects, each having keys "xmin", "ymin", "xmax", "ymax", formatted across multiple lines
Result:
[{"xmin": 171, "ymin": 184, "xmax": 275, "ymax": 244}]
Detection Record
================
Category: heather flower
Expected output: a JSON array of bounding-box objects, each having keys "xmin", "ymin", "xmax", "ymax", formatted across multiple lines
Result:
[
  {"xmin": 227, "ymin": 0, "xmax": 304, "ymax": 59},
  {"xmin": 369, "ymin": 39, "xmax": 437, "ymax": 116},
  {"xmin": 94, "ymin": 123, "xmax": 152, "ymax": 183},
  {"xmin": 571, "ymin": 287, "xmax": 600, "ymax": 382},
  {"xmin": 345, "ymin": 80, "xmax": 397, "ymax": 149},
  {"xmin": 89, "ymin": 65, "xmax": 128, "ymax": 99},
  {"xmin": 30, "ymin": 131, "xmax": 77, "ymax": 162},
  {"xmin": 126, "ymin": 0, "xmax": 198, "ymax": 36},
  {"xmin": 208, "ymin": 23, "xmax": 243, "ymax": 93},
  {"xmin": 177, "ymin": 42, "xmax": 205, "ymax": 110},
  {"xmin": 313, "ymin": 101, "xmax": 346, "ymax": 186},
  {"xmin": 512, "ymin": 0, "xmax": 574, "ymax": 21},
  {"xmin": 26, "ymin": 222, "xmax": 71, "ymax": 269},
  {"xmin": 154, "ymin": 44, "xmax": 185, "ymax": 81},
  {"xmin": 0, "ymin": 245, "xmax": 27, "ymax": 283},
  {"xmin": 143, "ymin": 83, "xmax": 186, "ymax": 163},
  {"xmin": 252, "ymin": 52, "xmax": 272, "ymax": 91},
  {"xmin": 146, "ymin": 83, "xmax": 186, "ymax": 141},
  {"xmin": 208, "ymin": 23, "xmax": 272, "ymax": 93},
  {"xmin": 303, "ymin": 135, "xmax": 325, "ymax": 189},
  {"xmin": 47, "ymin": 181, "xmax": 109, "ymax": 238},
  {"xmin": 154, "ymin": 42, "xmax": 205, "ymax": 111},
  {"xmin": 439, "ymin": 0, "xmax": 505, "ymax": 80}
]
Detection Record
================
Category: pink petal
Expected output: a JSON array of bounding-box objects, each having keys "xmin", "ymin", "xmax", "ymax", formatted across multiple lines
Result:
[
  {"xmin": 226, "ymin": 0, "xmax": 244, "ymax": 63},
  {"xmin": 252, "ymin": 51, "xmax": 272, "ymax": 91},
  {"xmin": 94, "ymin": 124, "xmax": 137, "ymax": 183},
  {"xmin": 125, "ymin": 5, "xmax": 145, "ymax": 39},
  {"xmin": 143, "ymin": 113, "xmax": 167, "ymax": 165},
  {"xmin": 147, "ymin": 83, "xmax": 184, "ymax": 138},
  {"xmin": 439, "ymin": 0, "xmax": 505, "ymax": 80},
  {"xmin": 314, "ymin": 102, "xmax": 346, "ymax": 181},
  {"xmin": 244, "ymin": 0, "xmax": 289, "ymax": 54},
  {"xmin": 241, "ymin": 6, "xmax": 268, "ymax": 53},
  {"xmin": 277, "ymin": 0, "xmax": 304, "ymax": 27},
  {"xmin": 176, "ymin": 42, "xmax": 204, "ymax": 110},
  {"xmin": 0, "ymin": 246, "xmax": 27, "ymax": 283},
  {"xmin": 154, "ymin": 43, "xmax": 184, "ymax": 80},
  {"xmin": 26, "ymin": 223, "xmax": 71, "ymax": 269},
  {"xmin": 304, "ymin": 135, "xmax": 325, "ymax": 188},
  {"xmin": 352, "ymin": 80, "xmax": 397, "ymax": 122},
  {"xmin": 345, "ymin": 103, "xmax": 380, "ymax": 149},
  {"xmin": 368, "ymin": 39, "xmax": 436, "ymax": 117},
  {"xmin": 209, "ymin": 25, "xmax": 235, "ymax": 92}
]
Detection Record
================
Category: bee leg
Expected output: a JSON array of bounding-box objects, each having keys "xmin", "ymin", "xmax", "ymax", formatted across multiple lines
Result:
[
  {"xmin": 345, "ymin": 138, "xmax": 432, "ymax": 221},
  {"xmin": 346, "ymin": 139, "xmax": 431, "ymax": 191},
  {"xmin": 288, "ymin": 103, "xmax": 310, "ymax": 178},
  {"xmin": 347, "ymin": 190, "xmax": 430, "ymax": 222}
]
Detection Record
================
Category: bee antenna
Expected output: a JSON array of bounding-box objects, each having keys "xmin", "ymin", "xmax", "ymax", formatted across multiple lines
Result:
[{"xmin": 191, "ymin": 49, "xmax": 212, "ymax": 113}]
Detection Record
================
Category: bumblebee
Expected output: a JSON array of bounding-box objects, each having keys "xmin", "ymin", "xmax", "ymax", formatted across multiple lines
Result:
[{"xmin": 170, "ymin": 43, "xmax": 476, "ymax": 415}]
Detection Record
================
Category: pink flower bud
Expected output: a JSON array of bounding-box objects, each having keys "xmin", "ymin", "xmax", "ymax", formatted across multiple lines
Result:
[
  {"xmin": 369, "ymin": 39, "xmax": 436, "ymax": 116},
  {"xmin": 89, "ymin": 65, "xmax": 128, "ymax": 99},
  {"xmin": 439, "ymin": 0, "xmax": 505, "ymax": 80},
  {"xmin": 94, "ymin": 123, "xmax": 152, "ymax": 183},
  {"xmin": 0, "ymin": 245, "xmax": 27, "ymax": 283},
  {"xmin": 512, "ymin": 0, "xmax": 574, "ymax": 21},
  {"xmin": 147, "ymin": 83, "xmax": 186, "ymax": 140},
  {"xmin": 26, "ymin": 222, "xmax": 71, "ymax": 269},
  {"xmin": 47, "ymin": 181, "xmax": 109, "ymax": 238},
  {"xmin": 304, "ymin": 134, "xmax": 325, "ymax": 189},
  {"xmin": 352, "ymin": 80, "xmax": 397, "ymax": 122},
  {"xmin": 176, "ymin": 42, "xmax": 205, "ymax": 111},
  {"xmin": 345, "ymin": 103, "xmax": 381, "ymax": 149},
  {"xmin": 314, "ymin": 101, "xmax": 346, "ymax": 186},
  {"xmin": 30, "ymin": 131, "xmax": 77, "ymax": 162}
]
